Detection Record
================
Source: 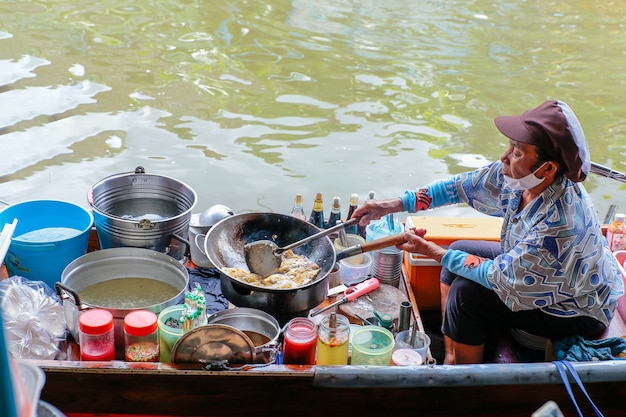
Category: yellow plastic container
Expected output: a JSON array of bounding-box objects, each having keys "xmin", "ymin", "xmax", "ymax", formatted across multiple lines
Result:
[{"xmin": 404, "ymin": 216, "xmax": 503, "ymax": 310}]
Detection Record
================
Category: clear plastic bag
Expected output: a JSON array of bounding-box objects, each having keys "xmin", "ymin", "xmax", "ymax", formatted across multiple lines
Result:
[{"xmin": 0, "ymin": 276, "xmax": 67, "ymax": 360}]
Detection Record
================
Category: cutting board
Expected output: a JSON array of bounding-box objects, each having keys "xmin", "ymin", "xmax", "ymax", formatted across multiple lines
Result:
[{"xmin": 339, "ymin": 283, "xmax": 408, "ymax": 323}]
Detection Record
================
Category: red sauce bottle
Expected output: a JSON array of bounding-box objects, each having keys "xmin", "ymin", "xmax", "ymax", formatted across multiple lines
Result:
[{"xmin": 282, "ymin": 317, "xmax": 317, "ymax": 365}]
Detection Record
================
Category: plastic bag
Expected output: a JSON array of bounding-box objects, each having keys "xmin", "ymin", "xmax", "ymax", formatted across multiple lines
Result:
[{"xmin": 0, "ymin": 276, "xmax": 67, "ymax": 360}]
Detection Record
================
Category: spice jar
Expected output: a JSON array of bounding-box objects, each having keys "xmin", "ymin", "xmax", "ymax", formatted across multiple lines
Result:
[
  {"xmin": 79, "ymin": 309, "xmax": 115, "ymax": 361},
  {"xmin": 316, "ymin": 313, "xmax": 350, "ymax": 365},
  {"xmin": 282, "ymin": 317, "xmax": 317, "ymax": 365},
  {"xmin": 124, "ymin": 310, "xmax": 159, "ymax": 362}
]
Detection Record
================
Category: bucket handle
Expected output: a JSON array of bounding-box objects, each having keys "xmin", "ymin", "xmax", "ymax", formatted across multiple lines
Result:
[
  {"xmin": 55, "ymin": 282, "xmax": 90, "ymax": 311},
  {"xmin": 87, "ymin": 166, "xmax": 146, "ymax": 206},
  {"xmin": 10, "ymin": 241, "xmax": 58, "ymax": 251}
]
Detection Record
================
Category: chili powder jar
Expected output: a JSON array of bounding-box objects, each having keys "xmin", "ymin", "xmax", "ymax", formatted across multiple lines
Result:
[
  {"xmin": 124, "ymin": 310, "xmax": 159, "ymax": 362},
  {"xmin": 79, "ymin": 309, "xmax": 115, "ymax": 361}
]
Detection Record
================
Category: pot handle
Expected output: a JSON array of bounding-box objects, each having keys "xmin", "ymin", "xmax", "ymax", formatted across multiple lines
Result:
[
  {"xmin": 168, "ymin": 233, "xmax": 191, "ymax": 258},
  {"xmin": 336, "ymin": 233, "xmax": 407, "ymax": 261},
  {"xmin": 55, "ymin": 282, "xmax": 90, "ymax": 311}
]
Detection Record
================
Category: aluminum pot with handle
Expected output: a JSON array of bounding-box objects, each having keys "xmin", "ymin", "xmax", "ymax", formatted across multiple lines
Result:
[
  {"xmin": 204, "ymin": 212, "xmax": 406, "ymax": 323},
  {"xmin": 55, "ymin": 247, "xmax": 189, "ymax": 359}
]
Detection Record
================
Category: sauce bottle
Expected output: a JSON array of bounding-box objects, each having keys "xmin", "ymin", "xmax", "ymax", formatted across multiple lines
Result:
[
  {"xmin": 289, "ymin": 193, "xmax": 307, "ymax": 221},
  {"xmin": 316, "ymin": 312, "xmax": 350, "ymax": 365},
  {"xmin": 345, "ymin": 193, "xmax": 359, "ymax": 235},
  {"xmin": 308, "ymin": 192, "xmax": 325, "ymax": 229},
  {"xmin": 79, "ymin": 309, "xmax": 115, "ymax": 361},
  {"xmin": 282, "ymin": 317, "xmax": 318, "ymax": 365},
  {"xmin": 124, "ymin": 310, "xmax": 159, "ymax": 362},
  {"xmin": 325, "ymin": 196, "xmax": 342, "ymax": 229},
  {"xmin": 607, "ymin": 213, "xmax": 626, "ymax": 252}
]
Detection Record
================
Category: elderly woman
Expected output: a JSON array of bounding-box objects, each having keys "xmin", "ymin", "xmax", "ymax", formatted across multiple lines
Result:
[{"xmin": 352, "ymin": 100, "xmax": 624, "ymax": 364}]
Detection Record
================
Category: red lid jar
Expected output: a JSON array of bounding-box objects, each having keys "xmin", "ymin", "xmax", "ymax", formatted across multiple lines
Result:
[
  {"xmin": 123, "ymin": 310, "xmax": 159, "ymax": 362},
  {"xmin": 78, "ymin": 309, "xmax": 115, "ymax": 361}
]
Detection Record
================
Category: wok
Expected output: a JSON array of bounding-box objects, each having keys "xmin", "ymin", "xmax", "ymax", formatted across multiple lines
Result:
[
  {"xmin": 204, "ymin": 212, "xmax": 405, "ymax": 321},
  {"xmin": 204, "ymin": 212, "xmax": 336, "ymax": 319}
]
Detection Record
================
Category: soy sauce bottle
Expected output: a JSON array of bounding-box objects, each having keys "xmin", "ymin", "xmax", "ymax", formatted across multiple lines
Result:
[
  {"xmin": 309, "ymin": 192, "xmax": 325, "ymax": 228},
  {"xmin": 345, "ymin": 193, "xmax": 359, "ymax": 235},
  {"xmin": 325, "ymin": 196, "xmax": 342, "ymax": 229}
]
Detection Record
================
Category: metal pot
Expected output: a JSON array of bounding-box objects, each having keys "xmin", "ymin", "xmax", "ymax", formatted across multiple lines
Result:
[
  {"xmin": 207, "ymin": 307, "xmax": 281, "ymax": 363},
  {"xmin": 204, "ymin": 212, "xmax": 335, "ymax": 321},
  {"xmin": 89, "ymin": 166, "xmax": 196, "ymax": 260},
  {"xmin": 55, "ymin": 247, "xmax": 189, "ymax": 359}
]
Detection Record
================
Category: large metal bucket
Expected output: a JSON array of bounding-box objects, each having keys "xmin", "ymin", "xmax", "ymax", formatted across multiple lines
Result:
[{"xmin": 89, "ymin": 166, "xmax": 196, "ymax": 260}]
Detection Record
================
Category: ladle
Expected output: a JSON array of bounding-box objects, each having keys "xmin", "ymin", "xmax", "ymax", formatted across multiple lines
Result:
[{"xmin": 244, "ymin": 217, "xmax": 360, "ymax": 277}]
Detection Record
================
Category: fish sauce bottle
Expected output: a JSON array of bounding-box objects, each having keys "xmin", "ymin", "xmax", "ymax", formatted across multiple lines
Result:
[
  {"xmin": 290, "ymin": 193, "xmax": 307, "ymax": 221},
  {"xmin": 325, "ymin": 196, "xmax": 342, "ymax": 229},
  {"xmin": 309, "ymin": 192, "xmax": 325, "ymax": 229},
  {"xmin": 345, "ymin": 193, "xmax": 359, "ymax": 235},
  {"xmin": 607, "ymin": 213, "xmax": 626, "ymax": 252}
]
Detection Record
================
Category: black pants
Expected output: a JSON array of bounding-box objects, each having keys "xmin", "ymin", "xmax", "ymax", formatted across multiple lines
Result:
[{"xmin": 440, "ymin": 240, "xmax": 606, "ymax": 346}]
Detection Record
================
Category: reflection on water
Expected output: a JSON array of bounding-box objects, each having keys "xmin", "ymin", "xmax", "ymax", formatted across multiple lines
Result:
[{"xmin": 0, "ymin": 0, "xmax": 624, "ymax": 220}]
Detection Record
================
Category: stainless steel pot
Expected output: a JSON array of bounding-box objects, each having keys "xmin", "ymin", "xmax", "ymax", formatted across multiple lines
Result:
[
  {"xmin": 89, "ymin": 166, "xmax": 196, "ymax": 260},
  {"xmin": 204, "ymin": 212, "xmax": 335, "ymax": 321},
  {"xmin": 207, "ymin": 307, "xmax": 281, "ymax": 363},
  {"xmin": 55, "ymin": 247, "xmax": 189, "ymax": 359}
]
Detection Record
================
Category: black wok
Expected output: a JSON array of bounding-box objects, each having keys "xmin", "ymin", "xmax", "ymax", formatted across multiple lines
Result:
[
  {"xmin": 204, "ymin": 212, "xmax": 407, "ymax": 322},
  {"xmin": 204, "ymin": 212, "xmax": 337, "ymax": 319}
]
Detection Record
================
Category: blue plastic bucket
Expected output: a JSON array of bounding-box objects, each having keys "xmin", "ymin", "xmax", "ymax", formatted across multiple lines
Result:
[{"xmin": 0, "ymin": 200, "xmax": 93, "ymax": 289}]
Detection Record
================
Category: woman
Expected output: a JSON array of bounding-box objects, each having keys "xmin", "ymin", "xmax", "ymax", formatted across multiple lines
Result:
[{"xmin": 352, "ymin": 100, "xmax": 624, "ymax": 364}]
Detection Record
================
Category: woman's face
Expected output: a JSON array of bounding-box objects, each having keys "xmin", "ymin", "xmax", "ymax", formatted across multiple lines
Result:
[{"xmin": 500, "ymin": 139, "xmax": 540, "ymax": 178}]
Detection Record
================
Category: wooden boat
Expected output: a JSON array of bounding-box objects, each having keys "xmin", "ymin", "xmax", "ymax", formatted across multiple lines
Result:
[{"xmin": 7, "ymin": 226, "xmax": 626, "ymax": 417}]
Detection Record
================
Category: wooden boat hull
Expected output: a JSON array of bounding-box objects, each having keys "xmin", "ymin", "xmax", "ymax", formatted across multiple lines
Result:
[{"xmin": 32, "ymin": 359, "xmax": 626, "ymax": 417}]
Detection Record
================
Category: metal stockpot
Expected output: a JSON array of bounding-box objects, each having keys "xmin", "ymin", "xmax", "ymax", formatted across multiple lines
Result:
[
  {"xmin": 55, "ymin": 247, "xmax": 189, "ymax": 359},
  {"xmin": 89, "ymin": 166, "xmax": 196, "ymax": 260},
  {"xmin": 204, "ymin": 212, "xmax": 335, "ymax": 322}
]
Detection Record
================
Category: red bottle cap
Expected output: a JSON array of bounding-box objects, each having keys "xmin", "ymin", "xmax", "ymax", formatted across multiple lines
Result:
[
  {"xmin": 124, "ymin": 310, "xmax": 158, "ymax": 336},
  {"xmin": 79, "ymin": 309, "xmax": 114, "ymax": 334}
]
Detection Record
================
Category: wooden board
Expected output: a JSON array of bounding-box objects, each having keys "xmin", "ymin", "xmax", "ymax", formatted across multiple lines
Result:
[{"xmin": 339, "ymin": 283, "xmax": 408, "ymax": 324}]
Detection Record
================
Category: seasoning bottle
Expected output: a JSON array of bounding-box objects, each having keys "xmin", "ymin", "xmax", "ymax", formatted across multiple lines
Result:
[
  {"xmin": 308, "ymin": 192, "xmax": 325, "ymax": 229},
  {"xmin": 78, "ymin": 309, "xmax": 115, "ymax": 361},
  {"xmin": 124, "ymin": 310, "xmax": 159, "ymax": 362},
  {"xmin": 345, "ymin": 193, "xmax": 359, "ymax": 235},
  {"xmin": 325, "ymin": 196, "xmax": 342, "ymax": 229},
  {"xmin": 607, "ymin": 213, "xmax": 626, "ymax": 252},
  {"xmin": 316, "ymin": 312, "xmax": 350, "ymax": 365},
  {"xmin": 282, "ymin": 317, "xmax": 318, "ymax": 365},
  {"xmin": 289, "ymin": 193, "xmax": 307, "ymax": 221}
]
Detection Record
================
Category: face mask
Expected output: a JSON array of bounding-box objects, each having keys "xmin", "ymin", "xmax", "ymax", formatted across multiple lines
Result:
[{"xmin": 503, "ymin": 163, "xmax": 547, "ymax": 191}]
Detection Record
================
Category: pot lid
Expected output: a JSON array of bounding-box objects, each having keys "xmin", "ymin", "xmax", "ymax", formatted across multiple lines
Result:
[
  {"xmin": 170, "ymin": 324, "xmax": 255, "ymax": 364},
  {"xmin": 190, "ymin": 205, "xmax": 234, "ymax": 228}
]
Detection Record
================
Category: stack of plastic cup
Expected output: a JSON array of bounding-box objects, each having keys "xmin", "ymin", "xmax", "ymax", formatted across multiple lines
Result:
[{"xmin": 366, "ymin": 216, "xmax": 404, "ymax": 287}]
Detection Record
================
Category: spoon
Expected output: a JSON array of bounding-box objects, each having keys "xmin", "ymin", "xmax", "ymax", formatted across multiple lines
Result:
[{"xmin": 244, "ymin": 217, "xmax": 360, "ymax": 277}]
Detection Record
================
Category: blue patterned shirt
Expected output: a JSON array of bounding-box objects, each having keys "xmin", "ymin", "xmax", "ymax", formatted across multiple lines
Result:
[{"xmin": 424, "ymin": 161, "xmax": 624, "ymax": 326}]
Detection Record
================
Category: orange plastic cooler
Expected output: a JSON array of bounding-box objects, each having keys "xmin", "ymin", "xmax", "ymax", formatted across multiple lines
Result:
[{"xmin": 403, "ymin": 216, "xmax": 503, "ymax": 310}]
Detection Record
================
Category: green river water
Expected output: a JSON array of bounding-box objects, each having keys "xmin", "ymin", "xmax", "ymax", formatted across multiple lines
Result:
[{"xmin": 1, "ymin": 0, "xmax": 625, "ymax": 221}]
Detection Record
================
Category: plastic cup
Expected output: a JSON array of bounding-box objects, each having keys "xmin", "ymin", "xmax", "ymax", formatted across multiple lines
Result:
[
  {"xmin": 350, "ymin": 326, "xmax": 395, "ymax": 366},
  {"xmin": 334, "ymin": 234, "xmax": 365, "ymax": 265},
  {"xmin": 395, "ymin": 330, "xmax": 430, "ymax": 362},
  {"xmin": 338, "ymin": 253, "xmax": 372, "ymax": 284},
  {"xmin": 157, "ymin": 304, "xmax": 185, "ymax": 363}
]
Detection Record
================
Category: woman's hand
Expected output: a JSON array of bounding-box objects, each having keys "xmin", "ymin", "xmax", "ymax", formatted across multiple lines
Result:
[
  {"xmin": 350, "ymin": 198, "xmax": 403, "ymax": 227},
  {"xmin": 398, "ymin": 227, "xmax": 447, "ymax": 263}
]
